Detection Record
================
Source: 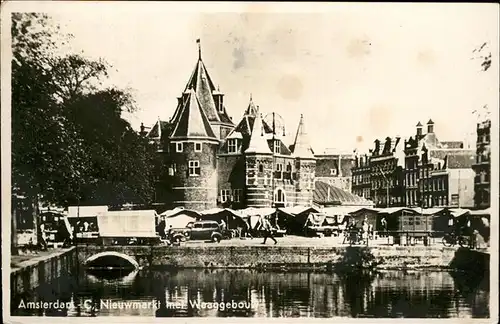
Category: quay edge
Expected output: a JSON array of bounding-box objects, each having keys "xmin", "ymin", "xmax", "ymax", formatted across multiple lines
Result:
[{"xmin": 76, "ymin": 245, "xmax": 490, "ymax": 273}]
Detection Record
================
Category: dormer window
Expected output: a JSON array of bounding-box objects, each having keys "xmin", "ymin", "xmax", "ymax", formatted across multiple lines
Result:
[
  {"xmin": 274, "ymin": 140, "xmax": 281, "ymax": 154},
  {"xmin": 228, "ymin": 139, "xmax": 238, "ymax": 153},
  {"xmin": 176, "ymin": 142, "xmax": 183, "ymax": 152}
]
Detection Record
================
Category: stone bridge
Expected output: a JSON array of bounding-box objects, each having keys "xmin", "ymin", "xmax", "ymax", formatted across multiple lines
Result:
[{"xmin": 75, "ymin": 244, "xmax": 485, "ymax": 271}]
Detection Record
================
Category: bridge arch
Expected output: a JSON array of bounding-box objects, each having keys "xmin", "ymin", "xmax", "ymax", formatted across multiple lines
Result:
[{"xmin": 84, "ymin": 251, "xmax": 139, "ymax": 270}]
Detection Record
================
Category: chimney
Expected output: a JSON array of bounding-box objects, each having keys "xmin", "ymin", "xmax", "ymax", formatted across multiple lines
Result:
[
  {"xmin": 416, "ymin": 121, "xmax": 423, "ymax": 136},
  {"xmin": 327, "ymin": 187, "xmax": 331, "ymax": 202},
  {"xmin": 427, "ymin": 119, "xmax": 434, "ymax": 134},
  {"xmin": 417, "ymin": 122, "xmax": 422, "ymax": 137}
]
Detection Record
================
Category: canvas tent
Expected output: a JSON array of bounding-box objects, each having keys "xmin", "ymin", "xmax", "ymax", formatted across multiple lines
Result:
[
  {"xmin": 198, "ymin": 208, "xmax": 248, "ymax": 229},
  {"xmin": 240, "ymin": 207, "xmax": 276, "ymax": 231},
  {"xmin": 160, "ymin": 208, "xmax": 200, "ymax": 229},
  {"xmin": 276, "ymin": 206, "xmax": 320, "ymax": 235}
]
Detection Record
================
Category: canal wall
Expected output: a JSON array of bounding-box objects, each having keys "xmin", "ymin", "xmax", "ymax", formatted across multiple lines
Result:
[
  {"xmin": 10, "ymin": 247, "xmax": 77, "ymax": 297},
  {"xmin": 77, "ymin": 245, "xmax": 480, "ymax": 271}
]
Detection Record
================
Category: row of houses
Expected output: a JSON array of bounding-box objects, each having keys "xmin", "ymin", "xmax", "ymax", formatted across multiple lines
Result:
[{"xmin": 351, "ymin": 119, "xmax": 490, "ymax": 210}]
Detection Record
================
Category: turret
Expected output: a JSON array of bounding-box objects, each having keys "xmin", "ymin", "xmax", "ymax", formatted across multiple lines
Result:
[
  {"xmin": 244, "ymin": 113, "xmax": 273, "ymax": 207},
  {"xmin": 169, "ymin": 88, "xmax": 219, "ymax": 210},
  {"xmin": 292, "ymin": 114, "xmax": 316, "ymax": 206}
]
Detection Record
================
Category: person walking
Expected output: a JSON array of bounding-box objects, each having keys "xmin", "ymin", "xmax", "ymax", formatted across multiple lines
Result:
[
  {"xmin": 362, "ymin": 219, "xmax": 369, "ymax": 245},
  {"xmin": 219, "ymin": 219, "xmax": 227, "ymax": 231},
  {"xmin": 261, "ymin": 216, "xmax": 277, "ymax": 245},
  {"xmin": 380, "ymin": 217, "xmax": 387, "ymax": 237}
]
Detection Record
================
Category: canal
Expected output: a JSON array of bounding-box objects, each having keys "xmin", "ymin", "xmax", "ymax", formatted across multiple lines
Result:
[{"xmin": 12, "ymin": 268, "xmax": 489, "ymax": 318}]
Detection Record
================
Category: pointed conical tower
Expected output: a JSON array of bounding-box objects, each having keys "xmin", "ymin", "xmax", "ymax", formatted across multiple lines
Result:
[
  {"xmin": 244, "ymin": 112, "xmax": 274, "ymax": 207},
  {"xmin": 292, "ymin": 114, "xmax": 316, "ymax": 206},
  {"xmin": 180, "ymin": 39, "xmax": 234, "ymax": 140},
  {"xmin": 169, "ymin": 88, "xmax": 219, "ymax": 210}
]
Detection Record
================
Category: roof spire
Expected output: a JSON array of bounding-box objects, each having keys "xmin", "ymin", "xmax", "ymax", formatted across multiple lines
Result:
[
  {"xmin": 292, "ymin": 114, "xmax": 315, "ymax": 159},
  {"xmin": 196, "ymin": 38, "xmax": 201, "ymax": 60},
  {"xmin": 245, "ymin": 94, "xmax": 258, "ymax": 116},
  {"xmin": 157, "ymin": 116, "xmax": 162, "ymax": 139},
  {"xmin": 245, "ymin": 113, "xmax": 272, "ymax": 154},
  {"xmin": 170, "ymin": 88, "xmax": 216, "ymax": 140}
]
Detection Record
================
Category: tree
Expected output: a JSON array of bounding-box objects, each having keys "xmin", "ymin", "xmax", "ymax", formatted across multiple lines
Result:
[
  {"xmin": 12, "ymin": 12, "xmax": 156, "ymax": 213},
  {"xmin": 64, "ymin": 88, "xmax": 155, "ymax": 206}
]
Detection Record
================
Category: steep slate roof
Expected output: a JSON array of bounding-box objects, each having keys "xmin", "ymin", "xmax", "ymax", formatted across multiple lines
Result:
[
  {"xmin": 446, "ymin": 153, "xmax": 475, "ymax": 169},
  {"xmin": 170, "ymin": 88, "xmax": 217, "ymax": 140},
  {"xmin": 220, "ymin": 97, "xmax": 273, "ymax": 153},
  {"xmin": 183, "ymin": 54, "xmax": 233, "ymax": 125},
  {"xmin": 245, "ymin": 113, "xmax": 272, "ymax": 154},
  {"xmin": 291, "ymin": 114, "xmax": 315, "ymax": 159},
  {"xmin": 245, "ymin": 95, "xmax": 259, "ymax": 116},
  {"xmin": 147, "ymin": 120, "xmax": 171, "ymax": 139},
  {"xmin": 314, "ymin": 181, "xmax": 373, "ymax": 206},
  {"xmin": 222, "ymin": 97, "xmax": 292, "ymax": 155},
  {"xmin": 429, "ymin": 149, "xmax": 475, "ymax": 161}
]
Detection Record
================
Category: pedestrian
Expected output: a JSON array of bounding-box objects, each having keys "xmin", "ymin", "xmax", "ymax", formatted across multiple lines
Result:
[
  {"xmin": 38, "ymin": 223, "xmax": 48, "ymax": 251},
  {"xmin": 157, "ymin": 217, "xmax": 167, "ymax": 239},
  {"xmin": 368, "ymin": 223, "xmax": 374, "ymax": 239},
  {"xmin": 219, "ymin": 219, "xmax": 227, "ymax": 231},
  {"xmin": 380, "ymin": 217, "xmax": 387, "ymax": 237},
  {"xmin": 362, "ymin": 220, "xmax": 369, "ymax": 244},
  {"xmin": 261, "ymin": 217, "xmax": 277, "ymax": 245},
  {"xmin": 83, "ymin": 221, "xmax": 90, "ymax": 232}
]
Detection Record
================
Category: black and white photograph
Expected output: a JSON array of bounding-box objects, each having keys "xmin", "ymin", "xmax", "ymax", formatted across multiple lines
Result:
[{"xmin": 1, "ymin": 1, "xmax": 498, "ymax": 322}]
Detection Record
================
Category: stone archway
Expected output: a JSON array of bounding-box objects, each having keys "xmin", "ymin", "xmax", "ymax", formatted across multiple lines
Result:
[{"xmin": 84, "ymin": 251, "xmax": 139, "ymax": 270}]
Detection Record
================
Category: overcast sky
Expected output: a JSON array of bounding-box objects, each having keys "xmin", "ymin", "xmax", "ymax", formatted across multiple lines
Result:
[{"xmin": 8, "ymin": 2, "xmax": 500, "ymax": 153}]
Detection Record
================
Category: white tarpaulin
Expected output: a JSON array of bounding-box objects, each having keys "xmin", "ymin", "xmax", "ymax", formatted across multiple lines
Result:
[
  {"xmin": 67, "ymin": 205, "xmax": 108, "ymax": 218},
  {"xmin": 166, "ymin": 214, "xmax": 197, "ymax": 229},
  {"xmin": 98, "ymin": 210, "xmax": 157, "ymax": 238},
  {"xmin": 307, "ymin": 213, "xmax": 326, "ymax": 226},
  {"xmin": 241, "ymin": 207, "xmax": 276, "ymax": 217}
]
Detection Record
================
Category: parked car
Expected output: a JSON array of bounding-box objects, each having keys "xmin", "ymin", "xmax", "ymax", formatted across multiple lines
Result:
[
  {"xmin": 167, "ymin": 227, "xmax": 191, "ymax": 244},
  {"xmin": 184, "ymin": 220, "xmax": 226, "ymax": 243}
]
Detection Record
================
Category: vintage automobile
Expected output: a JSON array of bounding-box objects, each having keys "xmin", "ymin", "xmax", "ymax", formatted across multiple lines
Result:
[{"xmin": 169, "ymin": 220, "xmax": 227, "ymax": 243}]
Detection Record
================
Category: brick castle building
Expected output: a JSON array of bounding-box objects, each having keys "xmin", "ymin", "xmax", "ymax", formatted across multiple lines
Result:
[{"xmin": 143, "ymin": 44, "xmax": 362, "ymax": 211}]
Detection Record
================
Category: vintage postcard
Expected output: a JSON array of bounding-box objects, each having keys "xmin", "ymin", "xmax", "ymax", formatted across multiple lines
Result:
[{"xmin": 1, "ymin": 1, "xmax": 498, "ymax": 323}]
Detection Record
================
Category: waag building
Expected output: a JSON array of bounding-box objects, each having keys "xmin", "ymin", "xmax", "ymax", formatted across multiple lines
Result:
[{"xmin": 141, "ymin": 44, "xmax": 362, "ymax": 211}]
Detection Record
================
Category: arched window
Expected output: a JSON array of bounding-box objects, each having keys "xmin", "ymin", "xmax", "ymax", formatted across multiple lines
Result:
[
  {"xmin": 258, "ymin": 164, "xmax": 264, "ymax": 173},
  {"xmin": 275, "ymin": 188, "xmax": 286, "ymax": 203}
]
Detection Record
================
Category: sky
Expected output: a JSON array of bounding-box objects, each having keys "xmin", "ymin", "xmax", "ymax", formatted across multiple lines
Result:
[{"xmin": 8, "ymin": 2, "xmax": 500, "ymax": 153}]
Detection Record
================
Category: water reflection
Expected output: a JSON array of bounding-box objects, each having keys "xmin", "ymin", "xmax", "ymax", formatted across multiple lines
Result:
[{"xmin": 12, "ymin": 268, "xmax": 489, "ymax": 318}]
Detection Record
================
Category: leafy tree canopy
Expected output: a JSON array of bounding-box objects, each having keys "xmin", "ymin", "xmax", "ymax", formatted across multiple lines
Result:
[{"xmin": 12, "ymin": 13, "xmax": 155, "ymax": 209}]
